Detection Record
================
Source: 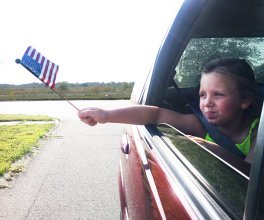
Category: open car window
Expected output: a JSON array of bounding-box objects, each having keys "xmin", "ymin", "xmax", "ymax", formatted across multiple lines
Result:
[{"xmin": 155, "ymin": 36, "xmax": 264, "ymax": 218}]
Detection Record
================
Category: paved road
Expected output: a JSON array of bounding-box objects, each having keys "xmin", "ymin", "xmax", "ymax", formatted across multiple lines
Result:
[{"xmin": 0, "ymin": 100, "xmax": 129, "ymax": 220}]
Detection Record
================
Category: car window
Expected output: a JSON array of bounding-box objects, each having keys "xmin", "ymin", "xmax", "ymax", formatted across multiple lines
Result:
[
  {"xmin": 175, "ymin": 37, "xmax": 264, "ymax": 88},
  {"xmin": 155, "ymin": 36, "xmax": 264, "ymax": 218},
  {"xmin": 157, "ymin": 124, "xmax": 248, "ymax": 218}
]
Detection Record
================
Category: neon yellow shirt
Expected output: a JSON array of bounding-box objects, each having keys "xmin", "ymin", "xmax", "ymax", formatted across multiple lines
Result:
[{"xmin": 205, "ymin": 118, "xmax": 259, "ymax": 155}]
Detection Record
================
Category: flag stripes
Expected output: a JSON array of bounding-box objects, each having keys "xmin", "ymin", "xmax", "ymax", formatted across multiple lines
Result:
[{"xmin": 21, "ymin": 46, "xmax": 59, "ymax": 88}]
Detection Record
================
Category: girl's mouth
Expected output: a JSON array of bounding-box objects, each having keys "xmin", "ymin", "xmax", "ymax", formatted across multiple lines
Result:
[{"xmin": 205, "ymin": 111, "xmax": 217, "ymax": 119}]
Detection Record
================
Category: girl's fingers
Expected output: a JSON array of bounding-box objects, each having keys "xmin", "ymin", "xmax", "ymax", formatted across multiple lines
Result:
[{"xmin": 81, "ymin": 117, "xmax": 97, "ymax": 126}]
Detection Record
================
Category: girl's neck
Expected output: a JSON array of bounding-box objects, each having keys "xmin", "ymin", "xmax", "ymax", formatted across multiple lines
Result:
[{"xmin": 219, "ymin": 116, "xmax": 252, "ymax": 144}]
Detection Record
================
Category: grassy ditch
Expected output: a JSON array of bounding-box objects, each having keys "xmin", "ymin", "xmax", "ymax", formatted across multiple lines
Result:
[{"xmin": 0, "ymin": 114, "xmax": 55, "ymax": 176}]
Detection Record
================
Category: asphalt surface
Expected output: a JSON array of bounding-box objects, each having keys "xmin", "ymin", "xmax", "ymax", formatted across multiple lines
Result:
[{"xmin": 0, "ymin": 100, "xmax": 129, "ymax": 220}]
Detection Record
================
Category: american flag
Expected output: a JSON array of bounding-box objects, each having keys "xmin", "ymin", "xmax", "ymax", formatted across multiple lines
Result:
[{"xmin": 21, "ymin": 46, "xmax": 59, "ymax": 88}]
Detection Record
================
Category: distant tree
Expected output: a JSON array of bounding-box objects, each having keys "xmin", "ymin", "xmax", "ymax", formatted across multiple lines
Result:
[
  {"xmin": 120, "ymin": 82, "xmax": 129, "ymax": 90},
  {"xmin": 58, "ymin": 81, "xmax": 69, "ymax": 91},
  {"xmin": 254, "ymin": 63, "xmax": 264, "ymax": 82},
  {"xmin": 7, "ymin": 89, "xmax": 14, "ymax": 99},
  {"xmin": 89, "ymin": 86, "xmax": 101, "ymax": 95}
]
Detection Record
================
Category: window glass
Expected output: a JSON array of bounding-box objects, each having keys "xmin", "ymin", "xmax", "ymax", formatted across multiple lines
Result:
[
  {"xmin": 175, "ymin": 37, "xmax": 264, "ymax": 88},
  {"xmin": 157, "ymin": 125, "xmax": 248, "ymax": 218}
]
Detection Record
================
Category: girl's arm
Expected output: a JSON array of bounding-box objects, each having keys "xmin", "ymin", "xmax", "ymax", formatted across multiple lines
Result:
[
  {"xmin": 78, "ymin": 105, "xmax": 205, "ymax": 137},
  {"xmin": 78, "ymin": 105, "xmax": 161, "ymax": 125}
]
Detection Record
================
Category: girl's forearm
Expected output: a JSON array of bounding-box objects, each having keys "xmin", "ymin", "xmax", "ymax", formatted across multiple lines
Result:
[{"xmin": 105, "ymin": 105, "xmax": 161, "ymax": 125}]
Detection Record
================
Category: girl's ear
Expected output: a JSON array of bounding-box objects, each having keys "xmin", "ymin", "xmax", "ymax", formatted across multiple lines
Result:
[{"xmin": 240, "ymin": 98, "xmax": 251, "ymax": 109}]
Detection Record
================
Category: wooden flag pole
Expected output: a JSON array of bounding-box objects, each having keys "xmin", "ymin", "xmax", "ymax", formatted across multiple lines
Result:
[
  {"xmin": 51, "ymin": 87, "xmax": 80, "ymax": 111},
  {"xmin": 16, "ymin": 59, "xmax": 80, "ymax": 111}
]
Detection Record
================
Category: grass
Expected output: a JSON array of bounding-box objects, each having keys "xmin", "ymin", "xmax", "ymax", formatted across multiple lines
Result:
[
  {"xmin": 0, "ymin": 114, "xmax": 55, "ymax": 176},
  {"xmin": 0, "ymin": 114, "xmax": 54, "ymax": 122}
]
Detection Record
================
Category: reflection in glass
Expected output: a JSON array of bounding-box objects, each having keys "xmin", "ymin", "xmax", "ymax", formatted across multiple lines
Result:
[{"xmin": 158, "ymin": 125, "xmax": 248, "ymax": 218}]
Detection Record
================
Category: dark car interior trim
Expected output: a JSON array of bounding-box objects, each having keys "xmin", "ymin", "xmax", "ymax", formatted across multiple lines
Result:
[{"xmin": 192, "ymin": 0, "xmax": 264, "ymax": 38}]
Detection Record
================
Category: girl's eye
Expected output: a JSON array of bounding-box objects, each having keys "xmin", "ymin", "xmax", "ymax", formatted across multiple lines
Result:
[
  {"xmin": 199, "ymin": 92, "xmax": 206, "ymax": 98},
  {"xmin": 214, "ymin": 92, "xmax": 224, "ymax": 97}
]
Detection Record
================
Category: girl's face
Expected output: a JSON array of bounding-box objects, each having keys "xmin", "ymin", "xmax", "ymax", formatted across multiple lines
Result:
[{"xmin": 199, "ymin": 72, "xmax": 250, "ymax": 127}]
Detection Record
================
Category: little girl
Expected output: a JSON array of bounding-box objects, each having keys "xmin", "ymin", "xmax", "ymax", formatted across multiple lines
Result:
[{"xmin": 78, "ymin": 58, "xmax": 262, "ymax": 163}]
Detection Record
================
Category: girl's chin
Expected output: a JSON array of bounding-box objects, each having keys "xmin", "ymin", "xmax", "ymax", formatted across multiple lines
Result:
[{"xmin": 206, "ymin": 118, "xmax": 219, "ymax": 125}]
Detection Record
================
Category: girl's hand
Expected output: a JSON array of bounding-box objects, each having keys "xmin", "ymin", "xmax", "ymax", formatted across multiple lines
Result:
[
  {"xmin": 78, "ymin": 107, "xmax": 107, "ymax": 126},
  {"xmin": 187, "ymin": 135, "xmax": 219, "ymax": 148}
]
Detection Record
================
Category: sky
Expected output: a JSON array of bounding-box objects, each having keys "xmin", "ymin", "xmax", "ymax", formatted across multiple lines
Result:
[{"xmin": 0, "ymin": 0, "xmax": 183, "ymax": 85}]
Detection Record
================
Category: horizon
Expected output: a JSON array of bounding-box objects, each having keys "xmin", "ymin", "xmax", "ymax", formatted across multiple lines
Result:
[{"xmin": 0, "ymin": 81, "xmax": 135, "ymax": 86}]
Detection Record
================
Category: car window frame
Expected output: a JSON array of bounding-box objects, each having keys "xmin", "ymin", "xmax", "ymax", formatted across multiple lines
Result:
[
  {"xmin": 137, "ymin": 0, "xmax": 264, "ymax": 218},
  {"xmin": 244, "ymin": 106, "xmax": 264, "ymax": 220}
]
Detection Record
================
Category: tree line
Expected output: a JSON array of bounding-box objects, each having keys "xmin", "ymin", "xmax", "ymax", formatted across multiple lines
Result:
[
  {"xmin": 0, "ymin": 82, "xmax": 134, "ymax": 100},
  {"xmin": 0, "ymin": 82, "xmax": 133, "ymax": 89}
]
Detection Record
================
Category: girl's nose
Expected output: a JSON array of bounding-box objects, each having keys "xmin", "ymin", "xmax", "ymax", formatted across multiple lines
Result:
[{"xmin": 204, "ymin": 95, "xmax": 214, "ymax": 107}]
